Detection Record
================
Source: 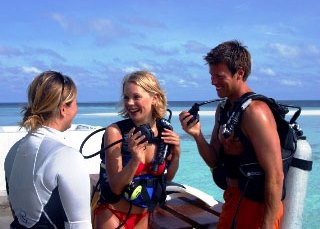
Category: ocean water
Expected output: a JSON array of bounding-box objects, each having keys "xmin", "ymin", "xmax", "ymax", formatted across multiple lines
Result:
[{"xmin": 1, "ymin": 101, "xmax": 319, "ymax": 228}]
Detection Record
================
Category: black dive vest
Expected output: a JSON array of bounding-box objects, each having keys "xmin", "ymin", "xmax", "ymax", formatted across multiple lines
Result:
[
  {"xmin": 211, "ymin": 95, "xmax": 246, "ymax": 191},
  {"xmin": 217, "ymin": 93, "xmax": 259, "ymax": 177},
  {"xmin": 218, "ymin": 94, "xmax": 265, "ymax": 201},
  {"xmin": 212, "ymin": 92, "xmax": 297, "ymax": 202},
  {"xmin": 99, "ymin": 119, "xmax": 167, "ymax": 211}
]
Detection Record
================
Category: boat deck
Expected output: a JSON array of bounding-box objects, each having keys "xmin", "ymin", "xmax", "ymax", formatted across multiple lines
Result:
[
  {"xmin": 151, "ymin": 195, "xmax": 221, "ymax": 228},
  {"xmin": 0, "ymin": 175, "xmax": 222, "ymax": 229},
  {"xmin": 0, "ymin": 199, "xmax": 13, "ymax": 229}
]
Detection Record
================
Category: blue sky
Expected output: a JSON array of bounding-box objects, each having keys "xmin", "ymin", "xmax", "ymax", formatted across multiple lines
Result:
[{"xmin": 0, "ymin": 0, "xmax": 319, "ymax": 102}]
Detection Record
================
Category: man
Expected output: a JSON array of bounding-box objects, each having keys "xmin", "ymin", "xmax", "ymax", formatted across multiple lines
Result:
[{"xmin": 179, "ymin": 40, "xmax": 283, "ymax": 229}]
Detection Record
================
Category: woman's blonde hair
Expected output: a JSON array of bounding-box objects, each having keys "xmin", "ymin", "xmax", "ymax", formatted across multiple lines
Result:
[
  {"xmin": 20, "ymin": 71, "xmax": 77, "ymax": 131},
  {"xmin": 119, "ymin": 70, "xmax": 167, "ymax": 119}
]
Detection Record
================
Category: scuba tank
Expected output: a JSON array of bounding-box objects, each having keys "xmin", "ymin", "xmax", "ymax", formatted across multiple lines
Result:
[{"xmin": 281, "ymin": 136, "xmax": 313, "ymax": 229}]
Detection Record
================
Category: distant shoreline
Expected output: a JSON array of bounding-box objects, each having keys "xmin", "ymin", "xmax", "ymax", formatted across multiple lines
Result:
[
  {"xmin": 1, "ymin": 100, "xmax": 320, "ymax": 107},
  {"xmin": 79, "ymin": 110, "xmax": 320, "ymax": 117}
]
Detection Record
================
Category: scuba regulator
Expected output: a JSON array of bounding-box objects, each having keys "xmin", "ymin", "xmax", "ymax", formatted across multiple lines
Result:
[
  {"xmin": 187, "ymin": 99, "xmax": 223, "ymax": 125},
  {"xmin": 151, "ymin": 117, "xmax": 173, "ymax": 172},
  {"xmin": 132, "ymin": 110, "xmax": 173, "ymax": 173},
  {"xmin": 133, "ymin": 123, "xmax": 154, "ymax": 143},
  {"xmin": 124, "ymin": 181, "xmax": 143, "ymax": 201}
]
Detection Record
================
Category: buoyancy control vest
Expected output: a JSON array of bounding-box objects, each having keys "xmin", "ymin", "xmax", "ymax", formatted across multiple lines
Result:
[
  {"xmin": 99, "ymin": 119, "xmax": 168, "ymax": 211},
  {"xmin": 212, "ymin": 92, "xmax": 310, "ymax": 202}
]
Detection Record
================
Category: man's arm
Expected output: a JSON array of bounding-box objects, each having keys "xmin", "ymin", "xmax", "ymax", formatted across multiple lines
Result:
[{"xmin": 242, "ymin": 101, "xmax": 283, "ymax": 228}]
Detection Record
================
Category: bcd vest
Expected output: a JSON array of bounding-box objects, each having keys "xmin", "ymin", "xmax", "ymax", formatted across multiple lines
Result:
[
  {"xmin": 99, "ymin": 119, "xmax": 167, "ymax": 211},
  {"xmin": 212, "ymin": 92, "xmax": 299, "ymax": 202}
]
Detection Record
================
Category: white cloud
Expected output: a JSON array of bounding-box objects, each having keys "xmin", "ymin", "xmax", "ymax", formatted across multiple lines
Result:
[
  {"xmin": 122, "ymin": 63, "xmax": 156, "ymax": 74},
  {"xmin": 51, "ymin": 13, "xmax": 82, "ymax": 34},
  {"xmin": 51, "ymin": 13, "xmax": 70, "ymax": 30},
  {"xmin": 270, "ymin": 43, "xmax": 299, "ymax": 58},
  {"xmin": 307, "ymin": 45, "xmax": 320, "ymax": 55},
  {"xmin": 259, "ymin": 67, "xmax": 276, "ymax": 76},
  {"xmin": 279, "ymin": 79, "xmax": 301, "ymax": 86},
  {"xmin": 139, "ymin": 62, "xmax": 154, "ymax": 71},
  {"xmin": 256, "ymin": 24, "xmax": 296, "ymax": 37},
  {"xmin": 0, "ymin": 46, "xmax": 22, "ymax": 57},
  {"xmin": 158, "ymin": 78, "xmax": 166, "ymax": 86},
  {"xmin": 123, "ymin": 66, "xmax": 140, "ymax": 73},
  {"xmin": 177, "ymin": 79, "xmax": 199, "ymax": 88},
  {"xmin": 91, "ymin": 19, "xmax": 114, "ymax": 32},
  {"xmin": 124, "ymin": 17, "xmax": 166, "ymax": 29},
  {"xmin": 22, "ymin": 66, "xmax": 42, "ymax": 74},
  {"xmin": 132, "ymin": 43, "xmax": 178, "ymax": 56},
  {"xmin": 183, "ymin": 40, "xmax": 209, "ymax": 54}
]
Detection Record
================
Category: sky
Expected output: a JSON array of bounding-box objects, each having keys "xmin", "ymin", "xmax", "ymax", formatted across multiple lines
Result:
[{"xmin": 0, "ymin": 0, "xmax": 319, "ymax": 102}]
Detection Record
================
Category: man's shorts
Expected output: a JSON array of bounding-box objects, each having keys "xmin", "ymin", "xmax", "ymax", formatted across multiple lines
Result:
[{"xmin": 217, "ymin": 186, "xmax": 283, "ymax": 229}]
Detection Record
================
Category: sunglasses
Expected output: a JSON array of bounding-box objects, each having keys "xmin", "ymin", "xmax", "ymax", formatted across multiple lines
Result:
[{"xmin": 58, "ymin": 73, "xmax": 69, "ymax": 105}]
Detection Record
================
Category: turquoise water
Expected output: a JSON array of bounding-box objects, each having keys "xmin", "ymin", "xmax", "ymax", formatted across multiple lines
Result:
[{"xmin": 1, "ymin": 101, "xmax": 319, "ymax": 228}]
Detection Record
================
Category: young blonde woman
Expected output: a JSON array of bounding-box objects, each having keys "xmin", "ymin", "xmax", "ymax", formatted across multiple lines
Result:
[
  {"xmin": 94, "ymin": 70, "xmax": 181, "ymax": 229},
  {"xmin": 4, "ymin": 71, "xmax": 92, "ymax": 229}
]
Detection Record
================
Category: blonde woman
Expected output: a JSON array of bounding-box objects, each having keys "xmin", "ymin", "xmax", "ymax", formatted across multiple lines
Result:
[
  {"xmin": 4, "ymin": 71, "xmax": 92, "ymax": 228},
  {"xmin": 94, "ymin": 70, "xmax": 181, "ymax": 229}
]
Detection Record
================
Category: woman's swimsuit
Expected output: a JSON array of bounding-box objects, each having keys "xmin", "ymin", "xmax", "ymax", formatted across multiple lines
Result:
[
  {"xmin": 94, "ymin": 203, "xmax": 148, "ymax": 229},
  {"xmin": 95, "ymin": 162, "xmax": 161, "ymax": 229},
  {"xmin": 95, "ymin": 119, "xmax": 168, "ymax": 227},
  {"xmin": 135, "ymin": 161, "xmax": 166, "ymax": 176}
]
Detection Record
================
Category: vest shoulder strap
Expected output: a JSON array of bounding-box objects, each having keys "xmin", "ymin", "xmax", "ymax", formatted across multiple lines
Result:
[{"xmin": 116, "ymin": 119, "xmax": 135, "ymax": 136}]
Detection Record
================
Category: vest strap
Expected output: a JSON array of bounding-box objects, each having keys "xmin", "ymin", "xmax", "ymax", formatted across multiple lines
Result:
[{"xmin": 291, "ymin": 157, "xmax": 312, "ymax": 171}]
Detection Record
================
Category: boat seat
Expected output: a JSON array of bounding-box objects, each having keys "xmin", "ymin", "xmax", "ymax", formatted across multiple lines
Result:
[{"xmin": 151, "ymin": 196, "xmax": 220, "ymax": 229}]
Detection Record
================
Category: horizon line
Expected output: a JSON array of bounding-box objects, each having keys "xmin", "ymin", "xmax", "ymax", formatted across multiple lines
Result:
[{"xmin": 1, "ymin": 99, "xmax": 320, "ymax": 104}]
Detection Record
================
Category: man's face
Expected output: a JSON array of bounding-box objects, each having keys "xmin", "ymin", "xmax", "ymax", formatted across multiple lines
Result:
[{"xmin": 209, "ymin": 63, "xmax": 236, "ymax": 98}]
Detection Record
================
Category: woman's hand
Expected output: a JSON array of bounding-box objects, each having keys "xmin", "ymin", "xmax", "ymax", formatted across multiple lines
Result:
[
  {"xmin": 127, "ymin": 127, "xmax": 148, "ymax": 162},
  {"xmin": 162, "ymin": 128, "xmax": 180, "ymax": 180},
  {"xmin": 161, "ymin": 128, "xmax": 180, "ymax": 160}
]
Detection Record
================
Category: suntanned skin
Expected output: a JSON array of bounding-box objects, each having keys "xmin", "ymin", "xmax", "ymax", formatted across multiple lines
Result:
[
  {"xmin": 96, "ymin": 82, "xmax": 181, "ymax": 229},
  {"xmin": 180, "ymin": 63, "xmax": 283, "ymax": 229}
]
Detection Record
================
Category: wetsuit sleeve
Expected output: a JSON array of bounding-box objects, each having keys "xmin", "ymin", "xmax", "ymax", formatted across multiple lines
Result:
[
  {"xmin": 55, "ymin": 146, "xmax": 92, "ymax": 229},
  {"xmin": 4, "ymin": 141, "xmax": 21, "ymax": 195}
]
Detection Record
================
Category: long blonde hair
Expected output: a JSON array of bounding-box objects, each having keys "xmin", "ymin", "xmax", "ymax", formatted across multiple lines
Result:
[
  {"xmin": 20, "ymin": 71, "xmax": 77, "ymax": 131},
  {"xmin": 119, "ymin": 70, "xmax": 167, "ymax": 119}
]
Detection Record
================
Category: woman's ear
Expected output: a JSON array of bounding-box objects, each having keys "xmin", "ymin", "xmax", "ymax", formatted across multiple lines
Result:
[
  {"xmin": 59, "ymin": 103, "xmax": 67, "ymax": 118},
  {"xmin": 152, "ymin": 93, "xmax": 159, "ymax": 106}
]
